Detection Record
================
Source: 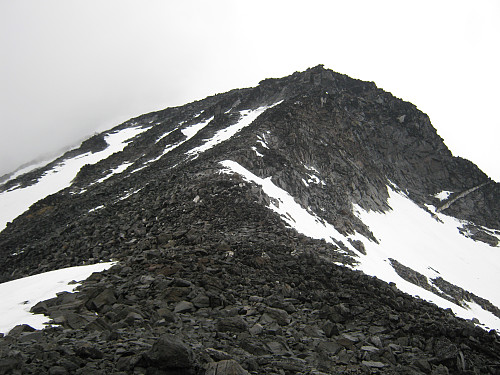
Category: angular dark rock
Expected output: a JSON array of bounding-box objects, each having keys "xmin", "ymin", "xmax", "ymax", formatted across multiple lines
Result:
[
  {"xmin": 7, "ymin": 324, "xmax": 36, "ymax": 337},
  {"xmin": 206, "ymin": 359, "xmax": 249, "ymax": 375},
  {"xmin": 261, "ymin": 307, "xmax": 290, "ymax": 326},
  {"xmin": 174, "ymin": 300, "xmax": 195, "ymax": 313},
  {"xmin": 0, "ymin": 356, "xmax": 22, "ymax": 375},
  {"xmin": 90, "ymin": 288, "xmax": 116, "ymax": 311},
  {"xmin": 216, "ymin": 316, "xmax": 248, "ymax": 333},
  {"xmin": 142, "ymin": 334, "xmax": 194, "ymax": 371}
]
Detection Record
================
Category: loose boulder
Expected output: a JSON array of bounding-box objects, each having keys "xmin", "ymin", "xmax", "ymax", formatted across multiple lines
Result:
[{"xmin": 142, "ymin": 334, "xmax": 194, "ymax": 372}]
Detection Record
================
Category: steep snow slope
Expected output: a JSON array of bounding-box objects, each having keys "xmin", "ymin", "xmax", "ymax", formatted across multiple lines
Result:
[{"xmin": 351, "ymin": 188, "xmax": 500, "ymax": 331}]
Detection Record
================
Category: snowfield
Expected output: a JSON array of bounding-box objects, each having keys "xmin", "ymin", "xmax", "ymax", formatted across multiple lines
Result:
[
  {"xmin": 220, "ymin": 160, "xmax": 500, "ymax": 332},
  {"xmin": 350, "ymin": 188, "xmax": 500, "ymax": 332},
  {"xmin": 0, "ymin": 262, "xmax": 115, "ymax": 334}
]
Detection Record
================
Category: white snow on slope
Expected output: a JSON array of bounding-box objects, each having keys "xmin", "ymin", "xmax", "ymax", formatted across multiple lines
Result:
[
  {"xmin": 88, "ymin": 205, "xmax": 105, "ymax": 213},
  {"xmin": 0, "ymin": 127, "xmax": 147, "ymax": 231},
  {"xmin": 144, "ymin": 116, "xmax": 215, "ymax": 165},
  {"xmin": 435, "ymin": 190, "xmax": 452, "ymax": 201},
  {"xmin": 155, "ymin": 128, "xmax": 177, "ymax": 144},
  {"xmin": 257, "ymin": 132, "xmax": 270, "ymax": 149},
  {"xmin": 0, "ymin": 262, "xmax": 115, "ymax": 334},
  {"xmin": 220, "ymin": 160, "xmax": 350, "ymax": 249},
  {"xmin": 350, "ymin": 188, "xmax": 500, "ymax": 331},
  {"xmin": 305, "ymin": 173, "xmax": 326, "ymax": 186},
  {"xmin": 220, "ymin": 160, "xmax": 500, "ymax": 331},
  {"xmin": 187, "ymin": 102, "xmax": 282, "ymax": 158},
  {"xmin": 304, "ymin": 164, "xmax": 320, "ymax": 174},
  {"xmin": 252, "ymin": 146, "xmax": 263, "ymax": 157},
  {"xmin": 182, "ymin": 117, "xmax": 213, "ymax": 139},
  {"xmin": 95, "ymin": 161, "xmax": 133, "ymax": 184}
]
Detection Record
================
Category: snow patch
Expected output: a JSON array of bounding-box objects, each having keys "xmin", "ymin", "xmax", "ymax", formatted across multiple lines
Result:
[
  {"xmin": 181, "ymin": 117, "xmax": 214, "ymax": 139},
  {"xmin": 351, "ymin": 187, "xmax": 500, "ymax": 331},
  {"xmin": 187, "ymin": 102, "xmax": 281, "ymax": 158},
  {"xmin": 306, "ymin": 174, "xmax": 326, "ymax": 186},
  {"xmin": 0, "ymin": 262, "xmax": 115, "ymax": 334},
  {"xmin": 252, "ymin": 146, "xmax": 263, "ymax": 157},
  {"xmin": 89, "ymin": 205, "xmax": 105, "ymax": 213},
  {"xmin": 95, "ymin": 161, "xmax": 133, "ymax": 184},
  {"xmin": 256, "ymin": 133, "xmax": 270, "ymax": 149},
  {"xmin": 0, "ymin": 126, "xmax": 148, "ymax": 231},
  {"xmin": 220, "ymin": 160, "xmax": 353, "ymax": 248},
  {"xmin": 435, "ymin": 190, "xmax": 452, "ymax": 201},
  {"xmin": 117, "ymin": 188, "xmax": 143, "ymax": 201},
  {"xmin": 143, "ymin": 117, "xmax": 214, "ymax": 166},
  {"xmin": 2, "ymin": 157, "xmax": 57, "ymax": 185},
  {"xmin": 304, "ymin": 164, "xmax": 320, "ymax": 174},
  {"xmin": 155, "ymin": 128, "xmax": 177, "ymax": 144}
]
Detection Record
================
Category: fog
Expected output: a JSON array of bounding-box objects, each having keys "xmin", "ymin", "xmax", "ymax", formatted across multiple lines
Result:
[{"xmin": 1, "ymin": 1, "xmax": 499, "ymax": 181}]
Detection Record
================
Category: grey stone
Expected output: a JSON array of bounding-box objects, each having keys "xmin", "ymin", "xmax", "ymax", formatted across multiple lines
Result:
[
  {"xmin": 216, "ymin": 316, "xmax": 248, "ymax": 333},
  {"xmin": 206, "ymin": 359, "xmax": 249, "ymax": 375},
  {"xmin": 174, "ymin": 300, "xmax": 195, "ymax": 313},
  {"xmin": 249, "ymin": 323, "xmax": 263, "ymax": 335},
  {"xmin": 192, "ymin": 293, "xmax": 210, "ymax": 308},
  {"xmin": 124, "ymin": 311, "xmax": 144, "ymax": 325},
  {"xmin": 143, "ymin": 334, "xmax": 194, "ymax": 370},
  {"xmin": 261, "ymin": 307, "xmax": 290, "ymax": 326},
  {"xmin": 49, "ymin": 365, "xmax": 68, "ymax": 375},
  {"xmin": 7, "ymin": 324, "xmax": 36, "ymax": 337},
  {"xmin": 362, "ymin": 360, "xmax": 386, "ymax": 368},
  {"xmin": 157, "ymin": 307, "xmax": 176, "ymax": 322},
  {"xmin": 91, "ymin": 288, "xmax": 116, "ymax": 311}
]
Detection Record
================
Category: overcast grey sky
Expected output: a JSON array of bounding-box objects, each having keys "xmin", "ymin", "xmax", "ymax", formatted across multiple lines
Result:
[{"xmin": 1, "ymin": 1, "xmax": 499, "ymax": 181}]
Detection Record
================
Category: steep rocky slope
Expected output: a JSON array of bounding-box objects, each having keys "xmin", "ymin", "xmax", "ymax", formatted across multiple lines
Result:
[{"xmin": 0, "ymin": 65, "xmax": 499, "ymax": 374}]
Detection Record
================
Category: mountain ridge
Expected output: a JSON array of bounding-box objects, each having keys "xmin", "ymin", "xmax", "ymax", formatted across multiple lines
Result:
[{"xmin": 0, "ymin": 65, "xmax": 499, "ymax": 374}]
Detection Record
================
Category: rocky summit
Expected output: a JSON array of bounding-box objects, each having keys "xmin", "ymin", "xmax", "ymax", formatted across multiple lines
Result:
[{"xmin": 0, "ymin": 65, "xmax": 499, "ymax": 374}]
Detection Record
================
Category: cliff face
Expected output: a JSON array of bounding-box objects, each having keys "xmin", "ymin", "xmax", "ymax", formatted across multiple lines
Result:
[{"xmin": 0, "ymin": 66, "xmax": 499, "ymax": 374}]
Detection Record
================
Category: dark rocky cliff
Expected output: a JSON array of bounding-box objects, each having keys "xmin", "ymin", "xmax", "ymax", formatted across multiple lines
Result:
[{"xmin": 0, "ymin": 66, "xmax": 499, "ymax": 374}]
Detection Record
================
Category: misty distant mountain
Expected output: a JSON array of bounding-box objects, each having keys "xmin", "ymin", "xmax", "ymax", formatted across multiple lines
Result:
[{"xmin": 0, "ymin": 65, "xmax": 499, "ymax": 374}]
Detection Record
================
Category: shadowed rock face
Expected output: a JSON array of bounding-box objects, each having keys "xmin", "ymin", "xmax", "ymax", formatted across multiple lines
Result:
[{"xmin": 0, "ymin": 65, "xmax": 499, "ymax": 374}]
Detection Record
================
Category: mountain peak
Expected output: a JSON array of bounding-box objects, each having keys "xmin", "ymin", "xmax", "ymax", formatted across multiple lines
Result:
[{"xmin": 0, "ymin": 67, "xmax": 499, "ymax": 373}]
